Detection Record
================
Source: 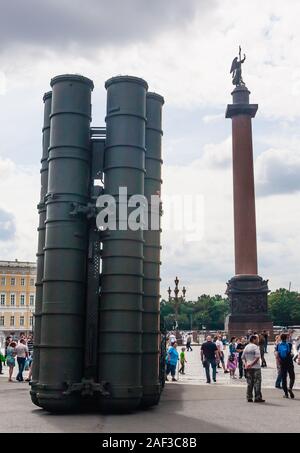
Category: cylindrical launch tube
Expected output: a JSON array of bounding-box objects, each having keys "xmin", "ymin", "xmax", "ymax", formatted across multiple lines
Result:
[
  {"xmin": 98, "ymin": 75, "xmax": 148, "ymax": 412},
  {"xmin": 31, "ymin": 91, "xmax": 52, "ymax": 406},
  {"xmin": 36, "ymin": 74, "xmax": 94, "ymax": 412},
  {"xmin": 141, "ymin": 92, "xmax": 164, "ymax": 407}
]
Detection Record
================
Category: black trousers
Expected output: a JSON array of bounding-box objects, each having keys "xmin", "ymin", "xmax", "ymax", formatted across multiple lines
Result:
[
  {"xmin": 238, "ymin": 356, "xmax": 245, "ymax": 378},
  {"xmin": 281, "ymin": 361, "xmax": 295, "ymax": 395}
]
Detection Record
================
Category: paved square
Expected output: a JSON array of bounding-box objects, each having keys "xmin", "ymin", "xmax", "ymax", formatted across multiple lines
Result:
[{"xmin": 1, "ymin": 344, "xmax": 300, "ymax": 433}]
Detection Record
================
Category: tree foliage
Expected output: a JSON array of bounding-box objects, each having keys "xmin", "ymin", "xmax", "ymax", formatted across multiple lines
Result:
[
  {"xmin": 268, "ymin": 289, "xmax": 300, "ymax": 326},
  {"xmin": 160, "ymin": 289, "xmax": 300, "ymax": 330},
  {"xmin": 160, "ymin": 295, "xmax": 230, "ymax": 330}
]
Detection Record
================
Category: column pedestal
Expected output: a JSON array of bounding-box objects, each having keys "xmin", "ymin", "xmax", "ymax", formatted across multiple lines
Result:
[{"xmin": 225, "ymin": 275, "xmax": 273, "ymax": 338}]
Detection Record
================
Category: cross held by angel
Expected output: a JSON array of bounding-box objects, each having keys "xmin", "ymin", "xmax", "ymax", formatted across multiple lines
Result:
[{"xmin": 230, "ymin": 46, "xmax": 246, "ymax": 86}]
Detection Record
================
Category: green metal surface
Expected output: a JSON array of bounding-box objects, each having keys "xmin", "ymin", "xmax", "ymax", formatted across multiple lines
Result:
[
  {"xmin": 83, "ymin": 138, "xmax": 105, "ymax": 381},
  {"xmin": 36, "ymin": 74, "xmax": 94, "ymax": 412},
  {"xmin": 32, "ymin": 74, "xmax": 164, "ymax": 414},
  {"xmin": 31, "ymin": 91, "xmax": 52, "ymax": 407},
  {"xmin": 98, "ymin": 76, "xmax": 148, "ymax": 412},
  {"xmin": 141, "ymin": 92, "xmax": 164, "ymax": 407}
]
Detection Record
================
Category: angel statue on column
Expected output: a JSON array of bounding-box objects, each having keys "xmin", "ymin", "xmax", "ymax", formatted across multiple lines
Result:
[{"xmin": 230, "ymin": 46, "xmax": 246, "ymax": 86}]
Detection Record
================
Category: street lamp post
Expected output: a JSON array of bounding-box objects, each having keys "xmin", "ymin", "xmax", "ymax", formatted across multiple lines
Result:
[
  {"xmin": 189, "ymin": 313, "xmax": 193, "ymax": 331},
  {"xmin": 168, "ymin": 277, "xmax": 186, "ymax": 345}
]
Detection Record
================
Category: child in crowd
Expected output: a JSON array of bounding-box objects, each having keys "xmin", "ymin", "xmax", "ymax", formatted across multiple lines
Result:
[
  {"xmin": 227, "ymin": 352, "xmax": 238, "ymax": 379},
  {"xmin": 179, "ymin": 347, "xmax": 187, "ymax": 374}
]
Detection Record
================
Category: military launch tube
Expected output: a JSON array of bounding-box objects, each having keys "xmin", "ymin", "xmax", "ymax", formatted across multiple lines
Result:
[
  {"xmin": 36, "ymin": 75, "xmax": 94, "ymax": 412},
  {"xmin": 99, "ymin": 76, "xmax": 148, "ymax": 412},
  {"xmin": 31, "ymin": 91, "xmax": 52, "ymax": 406},
  {"xmin": 141, "ymin": 93, "xmax": 164, "ymax": 407}
]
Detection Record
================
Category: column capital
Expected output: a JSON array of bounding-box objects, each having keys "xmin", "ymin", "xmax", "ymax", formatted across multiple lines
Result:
[
  {"xmin": 225, "ymin": 85, "xmax": 258, "ymax": 118},
  {"xmin": 226, "ymin": 103, "xmax": 258, "ymax": 119}
]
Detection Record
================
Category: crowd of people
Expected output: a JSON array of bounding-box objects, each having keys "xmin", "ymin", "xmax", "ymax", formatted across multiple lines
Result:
[
  {"xmin": 2, "ymin": 329, "xmax": 300, "ymax": 403},
  {"xmin": 0, "ymin": 334, "xmax": 33, "ymax": 383},
  {"xmin": 165, "ymin": 329, "xmax": 300, "ymax": 403}
]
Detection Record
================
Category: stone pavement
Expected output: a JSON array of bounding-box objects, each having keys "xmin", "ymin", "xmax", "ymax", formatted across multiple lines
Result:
[
  {"xmin": 174, "ymin": 344, "xmax": 300, "ymax": 389},
  {"xmin": 1, "ymin": 377, "xmax": 300, "ymax": 433},
  {"xmin": 1, "ymin": 346, "xmax": 300, "ymax": 433}
]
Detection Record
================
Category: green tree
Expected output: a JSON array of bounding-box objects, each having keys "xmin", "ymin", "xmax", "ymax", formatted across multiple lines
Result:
[
  {"xmin": 160, "ymin": 294, "xmax": 229, "ymax": 330},
  {"xmin": 268, "ymin": 289, "xmax": 300, "ymax": 325},
  {"xmin": 160, "ymin": 288, "xmax": 300, "ymax": 331}
]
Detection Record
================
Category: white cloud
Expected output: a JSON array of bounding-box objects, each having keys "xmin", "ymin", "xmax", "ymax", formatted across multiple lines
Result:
[
  {"xmin": 202, "ymin": 113, "xmax": 224, "ymax": 124},
  {"xmin": 0, "ymin": 157, "xmax": 39, "ymax": 261},
  {"xmin": 161, "ymin": 139, "xmax": 300, "ymax": 298},
  {"xmin": 256, "ymin": 191, "xmax": 300, "ymax": 290},
  {"xmin": 201, "ymin": 137, "xmax": 232, "ymax": 169},
  {"xmin": 3, "ymin": 0, "xmax": 300, "ymax": 119},
  {"xmin": 256, "ymin": 147, "xmax": 300, "ymax": 196},
  {"xmin": 161, "ymin": 145, "xmax": 234, "ymax": 298},
  {"xmin": 0, "ymin": 158, "xmax": 15, "ymax": 179},
  {"xmin": 0, "ymin": 71, "xmax": 6, "ymax": 95}
]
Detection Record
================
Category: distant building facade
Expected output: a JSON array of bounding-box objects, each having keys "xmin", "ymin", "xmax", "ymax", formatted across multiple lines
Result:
[{"xmin": 0, "ymin": 260, "xmax": 36, "ymax": 336}]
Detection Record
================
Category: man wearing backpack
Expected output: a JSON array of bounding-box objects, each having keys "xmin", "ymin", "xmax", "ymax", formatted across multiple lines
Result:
[{"xmin": 275, "ymin": 333, "xmax": 295, "ymax": 399}]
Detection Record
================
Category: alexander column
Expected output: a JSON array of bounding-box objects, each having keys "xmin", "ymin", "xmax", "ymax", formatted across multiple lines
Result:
[{"xmin": 225, "ymin": 47, "xmax": 273, "ymax": 337}]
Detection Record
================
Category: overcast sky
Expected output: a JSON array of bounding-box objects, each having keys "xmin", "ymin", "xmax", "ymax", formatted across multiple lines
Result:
[{"xmin": 1, "ymin": 0, "xmax": 300, "ymax": 298}]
